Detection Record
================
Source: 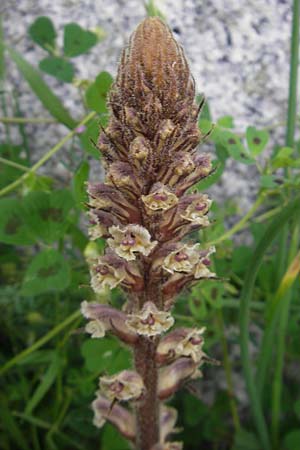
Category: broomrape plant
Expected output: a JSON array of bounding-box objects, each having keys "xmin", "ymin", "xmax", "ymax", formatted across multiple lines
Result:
[{"xmin": 81, "ymin": 17, "xmax": 217, "ymax": 450}]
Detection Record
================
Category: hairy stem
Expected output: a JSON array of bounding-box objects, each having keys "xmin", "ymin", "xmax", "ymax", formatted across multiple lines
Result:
[{"xmin": 134, "ymin": 337, "xmax": 159, "ymax": 450}]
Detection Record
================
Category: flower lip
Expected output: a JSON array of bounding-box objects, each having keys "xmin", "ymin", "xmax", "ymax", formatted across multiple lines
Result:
[
  {"xmin": 126, "ymin": 301, "xmax": 174, "ymax": 337},
  {"xmin": 163, "ymin": 243, "xmax": 200, "ymax": 274},
  {"xmin": 90, "ymin": 258, "xmax": 126, "ymax": 293},
  {"xmin": 99, "ymin": 370, "xmax": 145, "ymax": 401},
  {"xmin": 108, "ymin": 224, "xmax": 157, "ymax": 261},
  {"xmin": 142, "ymin": 184, "xmax": 178, "ymax": 212}
]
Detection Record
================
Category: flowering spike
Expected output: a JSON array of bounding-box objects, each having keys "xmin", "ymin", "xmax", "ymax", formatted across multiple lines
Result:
[{"xmin": 81, "ymin": 16, "xmax": 217, "ymax": 450}]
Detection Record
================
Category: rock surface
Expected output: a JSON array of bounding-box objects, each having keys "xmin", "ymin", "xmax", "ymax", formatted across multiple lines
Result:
[{"xmin": 1, "ymin": 0, "xmax": 292, "ymax": 208}]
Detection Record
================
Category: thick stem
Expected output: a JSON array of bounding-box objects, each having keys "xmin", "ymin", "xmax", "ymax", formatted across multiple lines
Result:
[{"xmin": 134, "ymin": 336, "xmax": 159, "ymax": 450}]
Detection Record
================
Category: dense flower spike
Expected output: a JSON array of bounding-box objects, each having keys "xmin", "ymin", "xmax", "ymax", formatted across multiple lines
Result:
[{"xmin": 81, "ymin": 16, "xmax": 217, "ymax": 450}]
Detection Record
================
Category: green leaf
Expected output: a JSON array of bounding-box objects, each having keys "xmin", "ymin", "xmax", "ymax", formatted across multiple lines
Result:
[
  {"xmin": 246, "ymin": 126, "xmax": 269, "ymax": 156},
  {"xmin": 218, "ymin": 130, "xmax": 254, "ymax": 164},
  {"xmin": 232, "ymin": 428, "xmax": 260, "ymax": 450},
  {"xmin": 7, "ymin": 46, "xmax": 76, "ymax": 129},
  {"xmin": 294, "ymin": 399, "xmax": 300, "ymax": 420},
  {"xmin": 0, "ymin": 144, "xmax": 29, "ymax": 189},
  {"xmin": 196, "ymin": 160, "xmax": 225, "ymax": 190},
  {"xmin": 72, "ymin": 161, "xmax": 89, "ymax": 208},
  {"xmin": 217, "ymin": 115, "xmax": 234, "ymax": 128},
  {"xmin": 81, "ymin": 338, "xmax": 131, "ymax": 374},
  {"xmin": 23, "ymin": 190, "xmax": 74, "ymax": 244},
  {"xmin": 63, "ymin": 23, "xmax": 97, "ymax": 57},
  {"xmin": 23, "ymin": 173, "xmax": 54, "ymax": 192},
  {"xmin": 271, "ymin": 146, "xmax": 295, "ymax": 169},
  {"xmin": 0, "ymin": 198, "xmax": 35, "ymax": 245},
  {"xmin": 28, "ymin": 16, "xmax": 57, "ymax": 51},
  {"xmin": 21, "ymin": 249, "xmax": 71, "ymax": 296},
  {"xmin": 85, "ymin": 71, "xmax": 113, "ymax": 114},
  {"xmin": 25, "ymin": 353, "xmax": 60, "ymax": 414},
  {"xmin": 282, "ymin": 430, "xmax": 300, "ymax": 450},
  {"xmin": 79, "ymin": 118, "xmax": 101, "ymax": 158},
  {"xmin": 260, "ymin": 175, "xmax": 277, "ymax": 189},
  {"xmin": 39, "ymin": 56, "xmax": 74, "ymax": 83},
  {"xmin": 102, "ymin": 424, "xmax": 131, "ymax": 450}
]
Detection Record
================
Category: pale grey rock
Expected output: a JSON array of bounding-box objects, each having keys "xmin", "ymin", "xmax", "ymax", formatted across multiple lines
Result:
[{"xmin": 0, "ymin": 0, "xmax": 292, "ymax": 209}]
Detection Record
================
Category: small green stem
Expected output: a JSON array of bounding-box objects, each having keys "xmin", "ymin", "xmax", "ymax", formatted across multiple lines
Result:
[
  {"xmin": 0, "ymin": 111, "xmax": 96, "ymax": 197},
  {"xmin": 0, "ymin": 116, "xmax": 57, "ymax": 124},
  {"xmin": 0, "ymin": 310, "xmax": 81, "ymax": 376},
  {"xmin": 0, "ymin": 156, "xmax": 30, "ymax": 172},
  {"xmin": 208, "ymin": 195, "xmax": 264, "ymax": 246}
]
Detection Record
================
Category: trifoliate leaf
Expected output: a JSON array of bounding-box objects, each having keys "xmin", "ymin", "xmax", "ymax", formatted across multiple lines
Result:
[
  {"xmin": 23, "ymin": 190, "xmax": 74, "ymax": 244},
  {"xmin": 21, "ymin": 249, "xmax": 71, "ymax": 296},
  {"xmin": 246, "ymin": 126, "xmax": 269, "ymax": 156},
  {"xmin": 0, "ymin": 198, "xmax": 35, "ymax": 245}
]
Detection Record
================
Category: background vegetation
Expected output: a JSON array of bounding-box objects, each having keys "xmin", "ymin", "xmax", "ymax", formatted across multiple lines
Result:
[{"xmin": 0, "ymin": 1, "xmax": 300, "ymax": 449}]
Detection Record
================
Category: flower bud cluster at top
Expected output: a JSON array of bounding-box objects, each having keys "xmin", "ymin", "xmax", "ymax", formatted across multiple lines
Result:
[{"xmin": 81, "ymin": 17, "xmax": 217, "ymax": 450}]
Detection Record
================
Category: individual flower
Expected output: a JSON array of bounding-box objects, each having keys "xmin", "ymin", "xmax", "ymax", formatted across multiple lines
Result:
[
  {"xmin": 88, "ymin": 211, "xmax": 107, "ymax": 240},
  {"xmin": 90, "ymin": 258, "xmax": 126, "ymax": 293},
  {"xmin": 99, "ymin": 370, "xmax": 145, "ymax": 401},
  {"xmin": 81, "ymin": 301, "xmax": 138, "ymax": 344},
  {"xmin": 163, "ymin": 243, "xmax": 200, "ymax": 274},
  {"xmin": 180, "ymin": 194, "xmax": 212, "ymax": 227},
  {"xmin": 126, "ymin": 301, "xmax": 174, "ymax": 336},
  {"xmin": 158, "ymin": 358, "xmax": 200, "ymax": 400},
  {"xmin": 194, "ymin": 246, "xmax": 216, "ymax": 279},
  {"xmin": 92, "ymin": 394, "xmax": 136, "ymax": 440},
  {"xmin": 142, "ymin": 184, "xmax": 178, "ymax": 211},
  {"xmin": 156, "ymin": 327, "xmax": 206, "ymax": 363},
  {"xmin": 108, "ymin": 224, "xmax": 157, "ymax": 261},
  {"xmin": 85, "ymin": 319, "xmax": 106, "ymax": 338}
]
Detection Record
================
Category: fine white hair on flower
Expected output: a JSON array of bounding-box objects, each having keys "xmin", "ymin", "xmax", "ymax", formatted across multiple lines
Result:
[{"xmin": 107, "ymin": 224, "xmax": 157, "ymax": 261}]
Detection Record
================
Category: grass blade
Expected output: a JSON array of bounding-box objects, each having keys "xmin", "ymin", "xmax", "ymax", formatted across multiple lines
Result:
[
  {"xmin": 7, "ymin": 46, "xmax": 77, "ymax": 129},
  {"xmin": 239, "ymin": 194, "xmax": 300, "ymax": 450},
  {"xmin": 25, "ymin": 353, "xmax": 60, "ymax": 415},
  {"xmin": 0, "ymin": 396, "xmax": 31, "ymax": 450}
]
